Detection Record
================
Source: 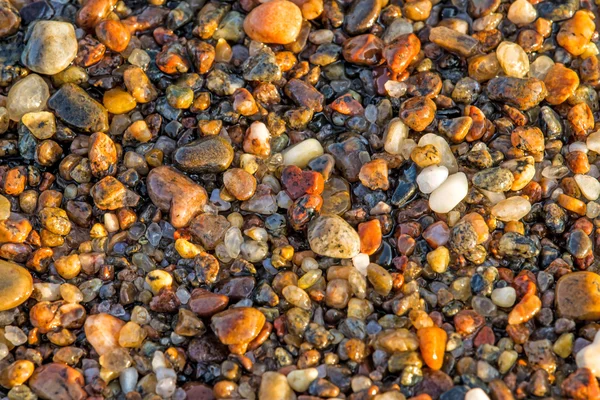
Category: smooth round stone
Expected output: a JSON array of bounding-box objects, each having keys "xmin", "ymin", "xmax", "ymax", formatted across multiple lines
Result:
[
  {"xmin": 575, "ymin": 174, "xmax": 600, "ymax": 200},
  {"xmin": 84, "ymin": 313, "xmax": 125, "ymax": 356},
  {"xmin": 287, "ymin": 368, "xmax": 318, "ymax": 392},
  {"xmin": 429, "ymin": 172, "xmax": 468, "ymax": 213},
  {"xmin": 211, "ymin": 307, "xmax": 266, "ymax": 345},
  {"xmin": 496, "ymin": 41, "xmax": 529, "ymax": 78},
  {"xmin": 282, "ymin": 138, "xmax": 324, "ymax": 168},
  {"xmin": 29, "ymin": 363, "xmax": 86, "ymax": 400},
  {"xmin": 308, "ymin": 215, "xmax": 361, "ymax": 259},
  {"xmin": 491, "ymin": 196, "xmax": 531, "ymax": 221},
  {"xmin": 243, "ymin": 0, "xmax": 302, "ymax": 44},
  {"xmin": 0, "ymin": 261, "xmax": 33, "ymax": 311},
  {"xmin": 529, "ymin": 55, "xmax": 554, "ymax": 80},
  {"xmin": 6, "ymin": 74, "xmax": 49, "ymax": 122},
  {"xmin": 21, "ymin": 21, "xmax": 78, "ymax": 75},
  {"xmin": 0, "ymin": 195, "xmax": 10, "ymax": 221},
  {"xmin": 417, "ymin": 165, "xmax": 449, "ymax": 194},
  {"xmin": 507, "ymin": 0, "xmax": 536, "ymax": 25},
  {"xmin": 556, "ymin": 271, "xmax": 600, "ymax": 321},
  {"xmin": 174, "ymin": 136, "xmax": 234, "ymax": 174},
  {"xmin": 259, "ymin": 372, "xmax": 296, "ymax": 400},
  {"xmin": 491, "ymin": 287, "xmax": 516, "ymax": 308},
  {"xmin": 465, "ymin": 388, "xmax": 491, "ymax": 400},
  {"xmin": 587, "ymin": 131, "xmax": 600, "ymax": 153}
]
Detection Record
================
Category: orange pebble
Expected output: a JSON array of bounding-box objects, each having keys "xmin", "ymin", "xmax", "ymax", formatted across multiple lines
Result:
[
  {"xmin": 358, "ymin": 219, "xmax": 382, "ymax": 255},
  {"xmin": 417, "ymin": 326, "xmax": 447, "ymax": 370},
  {"xmin": 508, "ymin": 293, "xmax": 541, "ymax": 325}
]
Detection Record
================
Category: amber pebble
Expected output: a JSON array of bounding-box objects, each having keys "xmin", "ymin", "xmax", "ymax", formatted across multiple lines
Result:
[
  {"xmin": 417, "ymin": 326, "xmax": 447, "ymax": 370},
  {"xmin": 383, "ymin": 33, "xmax": 421, "ymax": 76},
  {"xmin": 359, "ymin": 159, "xmax": 389, "ymax": 191},
  {"xmin": 232, "ymin": 88, "xmax": 258, "ymax": 116},
  {"xmin": 544, "ymin": 63, "xmax": 579, "ymax": 105},
  {"xmin": 358, "ymin": 219, "xmax": 382, "ymax": 255},
  {"xmin": 342, "ymin": 34, "xmax": 384, "ymax": 66},
  {"xmin": 76, "ymin": 0, "xmax": 118, "ymax": 30},
  {"xmin": 507, "ymin": 293, "xmax": 541, "ymax": 325},
  {"xmin": 400, "ymin": 96, "xmax": 436, "ymax": 131},
  {"xmin": 243, "ymin": 0, "xmax": 303, "ymax": 44},
  {"xmin": 103, "ymin": 88, "xmax": 136, "ymax": 115},
  {"xmin": 511, "ymin": 126, "xmax": 544, "ymax": 153},
  {"xmin": 558, "ymin": 194, "xmax": 587, "ymax": 215},
  {"xmin": 84, "ymin": 313, "xmax": 125, "ymax": 356},
  {"xmin": 0, "ymin": 360, "xmax": 34, "ymax": 389},
  {"xmin": 557, "ymin": 10, "xmax": 595, "ymax": 56},
  {"xmin": 95, "ymin": 20, "xmax": 130, "ymax": 53},
  {"xmin": 0, "ymin": 260, "xmax": 33, "ymax": 311},
  {"xmin": 568, "ymin": 102, "xmax": 594, "ymax": 138},
  {"xmin": 29, "ymin": 363, "xmax": 86, "ymax": 400},
  {"xmin": 210, "ymin": 307, "xmax": 265, "ymax": 346}
]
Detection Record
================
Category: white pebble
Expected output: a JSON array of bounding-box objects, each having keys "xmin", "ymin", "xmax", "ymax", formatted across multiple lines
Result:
[
  {"xmin": 352, "ymin": 253, "xmax": 370, "ymax": 275},
  {"xmin": 491, "ymin": 196, "xmax": 531, "ymax": 221},
  {"xmin": 429, "ymin": 172, "xmax": 468, "ymax": 213},
  {"xmin": 282, "ymin": 138, "xmax": 324, "ymax": 168},
  {"xmin": 465, "ymin": 388, "xmax": 491, "ymax": 400},
  {"xmin": 575, "ymin": 174, "xmax": 600, "ymax": 201},
  {"xmin": 496, "ymin": 41, "xmax": 529, "ymax": 78},
  {"xmin": 491, "ymin": 287, "xmax": 517, "ymax": 308},
  {"xmin": 507, "ymin": 0, "xmax": 537, "ymax": 26},
  {"xmin": 287, "ymin": 368, "xmax": 319, "ymax": 392},
  {"xmin": 6, "ymin": 74, "xmax": 50, "ymax": 122},
  {"xmin": 587, "ymin": 131, "xmax": 600, "ymax": 154},
  {"xmin": 383, "ymin": 118, "xmax": 409, "ymax": 155},
  {"xmin": 577, "ymin": 330, "xmax": 600, "ymax": 377},
  {"xmin": 417, "ymin": 165, "xmax": 449, "ymax": 194}
]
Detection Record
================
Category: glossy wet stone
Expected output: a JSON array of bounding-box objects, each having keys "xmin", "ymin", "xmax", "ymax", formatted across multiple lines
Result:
[
  {"xmin": 21, "ymin": 21, "xmax": 77, "ymax": 75},
  {"xmin": 0, "ymin": 260, "xmax": 32, "ymax": 314},
  {"xmin": 48, "ymin": 83, "xmax": 109, "ymax": 133},
  {"xmin": 147, "ymin": 166, "xmax": 207, "ymax": 228},
  {"xmin": 308, "ymin": 215, "xmax": 361, "ymax": 259},
  {"xmin": 211, "ymin": 307, "xmax": 265, "ymax": 346},
  {"xmin": 486, "ymin": 77, "xmax": 548, "ymax": 110},
  {"xmin": 173, "ymin": 136, "xmax": 234, "ymax": 174}
]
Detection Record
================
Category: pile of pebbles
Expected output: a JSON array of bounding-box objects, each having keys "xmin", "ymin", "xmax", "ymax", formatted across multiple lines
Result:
[{"xmin": 1, "ymin": 0, "xmax": 600, "ymax": 398}]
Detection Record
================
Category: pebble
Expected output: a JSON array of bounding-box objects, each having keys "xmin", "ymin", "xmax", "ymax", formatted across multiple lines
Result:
[
  {"xmin": 287, "ymin": 368, "xmax": 319, "ymax": 392},
  {"xmin": 576, "ymin": 330, "xmax": 600, "ymax": 377},
  {"xmin": 507, "ymin": 0, "xmax": 537, "ymax": 25},
  {"xmin": 21, "ymin": 21, "xmax": 78, "ymax": 75},
  {"xmin": 243, "ymin": 0, "xmax": 302, "ymax": 44},
  {"xmin": 574, "ymin": 174, "xmax": 600, "ymax": 200},
  {"xmin": 544, "ymin": 63, "xmax": 579, "ymax": 105},
  {"xmin": 0, "ymin": 261, "xmax": 33, "ymax": 312},
  {"xmin": 308, "ymin": 215, "xmax": 361, "ymax": 258},
  {"xmin": 491, "ymin": 196, "xmax": 531, "ymax": 221},
  {"xmin": 557, "ymin": 10, "xmax": 595, "ymax": 56},
  {"xmin": 84, "ymin": 313, "xmax": 125, "ymax": 356},
  {"xmin": 344, "ymin": 0, "xmax": 381, "ymax": 35},
  {"xmin": 282, "ymin": 138, "xmax": 324, "ymax": 168},
  {"xmin": 473, "ymin": 167, "xmax": 514, "ymax": 192},
  {"xmin": 48, "ymin": 83, "xmax": 109, "ymax": 133},
  {"xmin": 6, "ymin": 74, "xmax": 49, "ymax": 122},
  {"xmin": 556, "ymin": 272, "xmax": 600, "ymax": 321},
  {"xmin": 259, "ymin": 372, "xmax": 296, "ymax": 400},
  {"xmin": 29, "ymin": 363, "xmax": 86, "ymax": 400},
  {"xmin": 417, "ymin": 326, "xmax": 447, "ymax": 370},
  {"xmin": 0, "ymin": 0, "xmax": 19, "ymax": 39},
  {"xmin": 211, "ymin": 307, "xmax": 265, "ymax": 347},
  {"xmin": 465, "ymin": 388, "xmax": 491, "ymax": 400},
  {"xmin": 496, "ymin": 41, "xmax": 529, "ymax": 78},
  {"xmin": 174, "ymin": 136, "xmax": 234, "ymax": 173},
  {"xmin": 418, "ymin": 133, "xmax": 458, "ymax": 173},
  {"xmin": 147, "ymin": 166, "xmax": 207, "ymax": 228},
  {"xmin": 429, "ymin": 26, "xmax": 479, "ymax": 57},
  {"xmin": 417, "ymin": 165, "xmax": 448, "ymax": 194},
  {"xmin": 429, "ymin": 172, "xmax": 468, "ymax": 213},
  {"xmin": 491, "ymin": 287, "xmax": 516, "ymax": 308},
  {"xmin": 486, "ymin": 77, "xmax": 547, "ymax": 110}
]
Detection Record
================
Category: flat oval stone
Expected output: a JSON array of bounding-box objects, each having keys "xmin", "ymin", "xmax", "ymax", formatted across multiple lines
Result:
[
  {"xmin": 486, "ymin": 76, "xmax": 547, "ymax": 110},
  {"xmin": 48, "ymin": 83, "xmax": 109, "ymax": 133},
  {"xmin": 308, "ymin": 215, "xmax": 361, "ymax": 259},
  {"xmin": 243, "ymin": 0, "xmax": 302, "ymax": 44},
  {"xmin": 211, "ymin": 307, "xmax": 265, "ymax": 345},
  {"xmin": 556, "ymin": 271, "xmax": 600, "ymax": 321},
  {"xmin": 147, "ymin": 166, "xmax": 207, "ymax": 228},
  {"xmin": 173, "ymin": 136, "xmax": 234, "ymax": 173},
  {"xmin": 29, "ymin": 363, "xmax": 86, "ymax": 400},
  {"xmin": 0, "ymin": 260, "xmax": 33, "ymax": 311},
  {"xmin": 344, "ymin": 0, "xmax": 381, "ymax": 35},
  {"xmin": 21, "ymin": 21, "xmax": 78, "ymax": 75}
]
